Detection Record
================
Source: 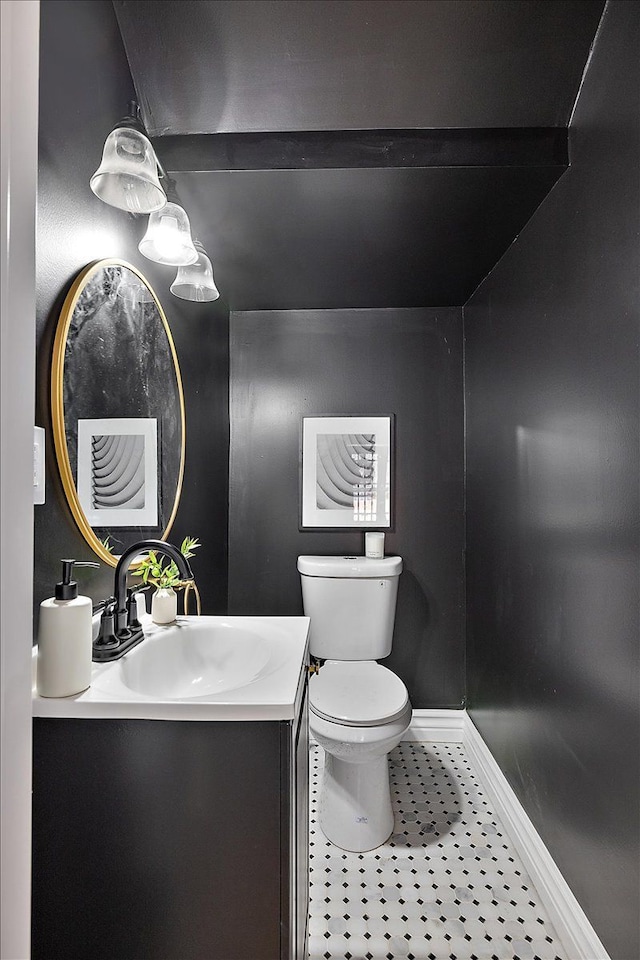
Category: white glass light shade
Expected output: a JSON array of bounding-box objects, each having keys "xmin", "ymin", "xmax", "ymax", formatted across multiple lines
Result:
[
  {"xmin": 90, "ymin": 127, "xmax": 166, "ymax": 213},
  {"xmin": 116, "ymin": 272, "xmax": 155, "ymax": 304},
  {"xmin": 138, "ymin": 202, "xmax": 198, "ymax": 266},
  {"xmin": 170, "ymin": 249, "xmax": 220, "ymax": 302}
]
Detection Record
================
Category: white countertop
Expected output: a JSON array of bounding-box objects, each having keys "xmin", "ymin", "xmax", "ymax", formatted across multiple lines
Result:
[{"xmin": 33, "ymin": 615, "xmax": 310, "ymax": 721}]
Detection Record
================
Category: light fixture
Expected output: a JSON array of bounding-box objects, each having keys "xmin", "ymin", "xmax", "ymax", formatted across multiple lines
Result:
[
  {"xmin": 90, "ymin": 102, "xmax": 166, "ymax": 214},
  {"xmin": 91, "ymin": 104, "xmax": 222, "ymax": 301},
  {"xmin": 116, "ymin": 272, "xmax": 155, "ymax": 304},
  {"xmin": 170, "ymin": 240, "xmax": 220, "ymax": 302},
  {"xmin": 138, "ymin": 179, "xmax": 198, "ymax": 266}
]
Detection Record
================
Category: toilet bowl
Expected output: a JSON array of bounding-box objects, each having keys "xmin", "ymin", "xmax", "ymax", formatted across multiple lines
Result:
[{"xmin": 309, "ymin": 659, "xmax": 412, "ymax": 851}]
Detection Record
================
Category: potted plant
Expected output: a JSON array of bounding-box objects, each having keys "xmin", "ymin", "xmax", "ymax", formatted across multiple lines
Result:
[{"xmin": 136, "ymin": 536, "xmax": 201, "ymax": 624}]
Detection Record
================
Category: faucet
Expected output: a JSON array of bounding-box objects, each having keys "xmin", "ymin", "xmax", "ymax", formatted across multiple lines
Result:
[{"xmin": 93, "ymin": 539, "xmax": 194, "ymax": 661}]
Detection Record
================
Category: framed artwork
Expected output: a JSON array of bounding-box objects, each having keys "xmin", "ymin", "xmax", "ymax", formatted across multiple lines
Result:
[
  {"xmin": 300, "ymin": 416, "xmax": 393, "ymax": 529},
  {"xmin": 77, "ymin": 417, "xmax": 158, "ymax": 527}
]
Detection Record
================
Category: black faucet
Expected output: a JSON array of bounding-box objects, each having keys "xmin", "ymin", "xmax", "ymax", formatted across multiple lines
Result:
[{"xmin": 93, "ymin": 539, "xmax": 195, "ymax": 662}]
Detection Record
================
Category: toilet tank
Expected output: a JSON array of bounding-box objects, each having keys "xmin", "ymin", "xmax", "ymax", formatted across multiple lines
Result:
[{"xmin": 297, "ymin": 555, "xmax": 403, "ymax": 660}]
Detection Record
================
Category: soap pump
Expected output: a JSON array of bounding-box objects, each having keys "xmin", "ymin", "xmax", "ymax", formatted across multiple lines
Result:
[{"xmin": 37, "ymin": 559, "xmax": 99, "ymax": 698}]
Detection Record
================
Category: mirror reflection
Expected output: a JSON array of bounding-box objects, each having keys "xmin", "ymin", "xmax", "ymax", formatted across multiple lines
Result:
[{"xmin": 52, "ymin": 259, "xmax": 185, "ymax": 566}]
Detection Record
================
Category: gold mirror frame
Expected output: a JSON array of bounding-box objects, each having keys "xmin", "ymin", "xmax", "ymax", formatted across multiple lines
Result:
[{"xmin": 51, "ymin": 259, "xmax": 186, "ymax": 567}]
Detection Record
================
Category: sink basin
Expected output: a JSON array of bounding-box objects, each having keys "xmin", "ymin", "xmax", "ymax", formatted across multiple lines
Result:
[
  {"xmin": 119, "ymin": 618, "xmax": 274, "ymax": 698},
  {"xmin": 33, "ymin": 615, "xmax": 310, "ymax": 721}
]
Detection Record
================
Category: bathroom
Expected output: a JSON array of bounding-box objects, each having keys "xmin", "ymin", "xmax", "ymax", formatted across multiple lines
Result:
[{"xmin": 1, "ymin": 0, "xmax": 638, "ymax": 958}]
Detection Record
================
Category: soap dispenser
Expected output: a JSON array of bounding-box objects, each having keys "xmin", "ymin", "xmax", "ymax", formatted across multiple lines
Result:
[{"xmin": 37, "ymin": 559, "xmax": 99, "ymax": 698}]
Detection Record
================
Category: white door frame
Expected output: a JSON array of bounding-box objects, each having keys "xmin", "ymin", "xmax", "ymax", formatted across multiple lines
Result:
[{"xmin": 0, "ymin": 2, "xmax": 40, "ymax": 957}]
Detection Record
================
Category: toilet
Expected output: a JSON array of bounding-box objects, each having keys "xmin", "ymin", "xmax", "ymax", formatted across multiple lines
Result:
[{"xmin": 298, "ymin": 555, "xmax": 412, "ymax": 852}]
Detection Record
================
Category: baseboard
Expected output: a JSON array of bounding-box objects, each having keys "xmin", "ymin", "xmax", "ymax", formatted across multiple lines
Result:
[
  {"xmin": 463, "ymin": 714, "xmax": 610, "ymax": 960},
  {"xmin": 405, "ymin": 708, "xmax": 466, "ymax": 742}
]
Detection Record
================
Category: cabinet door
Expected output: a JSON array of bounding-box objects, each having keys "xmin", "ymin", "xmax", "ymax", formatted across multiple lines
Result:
[{"xmin": 33, "ymin": 719, "xmax": 283, "ymax": 960}]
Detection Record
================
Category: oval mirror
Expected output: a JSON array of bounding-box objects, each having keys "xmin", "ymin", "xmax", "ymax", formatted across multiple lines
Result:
[{"xmin": 51, "ymin": 259, "xmax": 185, "ymax": 566}]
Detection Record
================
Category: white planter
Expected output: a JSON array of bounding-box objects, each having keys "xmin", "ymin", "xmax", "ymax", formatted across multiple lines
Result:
[{"xmin": 151, "ymin": 587, "xmax": 177, "ymax": 624}]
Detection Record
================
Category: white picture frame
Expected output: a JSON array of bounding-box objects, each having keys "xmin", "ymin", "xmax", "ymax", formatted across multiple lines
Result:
[
  {"xmin": 77, "ymin": 417, "xmax": 158, "ymax": 527},
  {"xmin": 300, "ymin": 416, "xmax": 393, "ymax": 529}
]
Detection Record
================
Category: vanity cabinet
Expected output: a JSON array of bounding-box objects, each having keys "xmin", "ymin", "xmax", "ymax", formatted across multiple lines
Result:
[{"xmin": 32, "ymin": 674, "xmax": 308, "ymax": 960}]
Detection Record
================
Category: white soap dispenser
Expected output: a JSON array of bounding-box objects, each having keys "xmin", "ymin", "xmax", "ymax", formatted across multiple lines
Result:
[{"xmin": 37, "ymin": 559, "xmax": 99, "ymax": 698}]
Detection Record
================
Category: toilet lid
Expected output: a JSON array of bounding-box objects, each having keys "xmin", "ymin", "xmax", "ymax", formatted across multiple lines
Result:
[{"xmin": 309, "ymin": 661, "xmax": 409, "ymax": 726}]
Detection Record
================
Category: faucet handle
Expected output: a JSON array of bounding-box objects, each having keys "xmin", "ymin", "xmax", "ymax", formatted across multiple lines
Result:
[
  {"xmin": 126, "ymin": 589, "xmax": 143, "ymax": 629},
  {"xmin": 94, "ymin": 600, "xmax": 118, "ymax": 649}
]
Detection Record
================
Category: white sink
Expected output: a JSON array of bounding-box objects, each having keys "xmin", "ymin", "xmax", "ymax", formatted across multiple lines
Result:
[
  {"xmin": 120, "ymin": 618, "xmax": 276, "ymax": 699},
  {"xmin": 33, "ymin": 615, "xmax": 310, "ymax": 721}
]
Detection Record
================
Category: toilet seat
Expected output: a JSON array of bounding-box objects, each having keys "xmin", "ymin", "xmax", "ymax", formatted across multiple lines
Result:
[{"xmin": 309, "ymin": 660, "xmax": 409, "ymax": 726}]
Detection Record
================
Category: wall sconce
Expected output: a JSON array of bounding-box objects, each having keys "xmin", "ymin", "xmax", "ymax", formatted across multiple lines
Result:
[
  {"xmin": 90, "ymin": 102, "xmax": 166, "ymax": 214},
  {"xmin": 116, "ymin": 271, "xmax": 155, "ymax": 304},
  {"xmin": 170, "ymin": 240, "xmax": 220, "ymax": 302},
  {"xmin": 91, "ymin": 102, "xmax": 221, "ymax": 301}
]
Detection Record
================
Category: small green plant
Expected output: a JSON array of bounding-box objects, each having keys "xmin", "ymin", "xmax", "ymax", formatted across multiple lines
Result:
[
  {"xmin": 136, "ymin": 536, "xmax": 201, "ymax": 590},
  {"xmin": 100, "ymin": 535, "xmax": 113, "ymax": 554}
]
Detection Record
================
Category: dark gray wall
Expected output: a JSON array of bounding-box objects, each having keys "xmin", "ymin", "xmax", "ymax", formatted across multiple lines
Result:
[
  {"xmin": 35, "ymin": 0, "xmax": 229, "ymax": 623},
  {"xmin": 464, "ymin": 3, "xmax": 639, "ymax": 958},
  {"xmin": 229, "ymin": 309, "xmax": 465, "ymax": 708}
]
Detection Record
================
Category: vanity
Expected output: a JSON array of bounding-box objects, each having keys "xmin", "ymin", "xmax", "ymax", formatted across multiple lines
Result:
[
  {"xmin": 32, "ymin": 616, "xmax": 310, "ymax": 960},
  {"xmin": 34, "ymin": 263, "xmax": 312, "ymax": 958}
]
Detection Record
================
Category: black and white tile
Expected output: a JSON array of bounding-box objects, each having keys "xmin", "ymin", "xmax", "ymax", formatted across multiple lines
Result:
[{"xmin": 309, "ymin": 742, "xmax": 566, "ymax": 960}]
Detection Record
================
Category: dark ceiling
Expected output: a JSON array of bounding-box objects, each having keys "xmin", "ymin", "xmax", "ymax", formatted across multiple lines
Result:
[
  {"xmin": 114, "ymin": 0, "xmax": 605, "ymax": 309},
  {"xmin": 171, "ymin": 164, "xmax": 565, "ymax": 311}
]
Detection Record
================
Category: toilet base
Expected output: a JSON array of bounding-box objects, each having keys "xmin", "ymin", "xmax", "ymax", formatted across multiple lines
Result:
[{"xmin": 319, "ymin": 754, "xmax": 394, "ymax": 852}]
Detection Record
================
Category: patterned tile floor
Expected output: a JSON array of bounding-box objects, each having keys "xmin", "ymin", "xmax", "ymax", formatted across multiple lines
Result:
[{"xmin": 309, "ymin": 742, "xmax": 566, "ymax": 960}]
